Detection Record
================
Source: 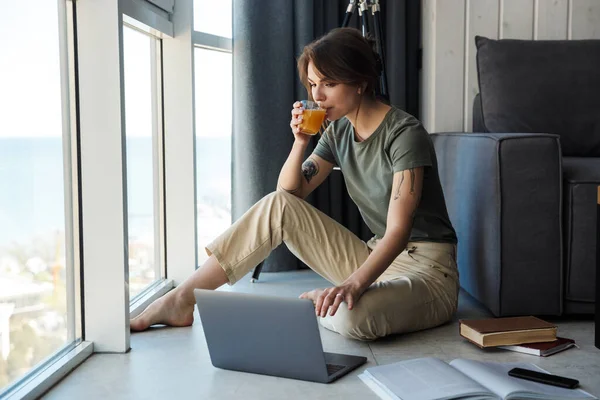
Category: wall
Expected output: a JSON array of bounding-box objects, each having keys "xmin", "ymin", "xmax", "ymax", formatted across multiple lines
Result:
[{"xmin": 421, "ymin": 0, "xmax": 600, "ymax": 133}]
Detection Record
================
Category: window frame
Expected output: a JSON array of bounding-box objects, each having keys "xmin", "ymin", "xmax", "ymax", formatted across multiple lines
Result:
[
  {"xmin": 120, "ymin": 0, "xmax": 173, "ymax": 37},
  {"xmin": 193, "ymin": 31, "xmax": 232, "ymax": 52},
  {"xmin": 121, "ymin": 21, "xmax": 169, "ymax": 304}
]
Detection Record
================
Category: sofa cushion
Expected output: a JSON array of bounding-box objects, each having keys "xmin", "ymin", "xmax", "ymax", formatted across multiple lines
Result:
[
  {"xmin": 472, "ymin": 94, "xmax": 488, "ymax": 133},
  {"xmin": 475, "ymin": 36, "xmax": 600, "ymax": 157},
  {"xmin": 563, "ymin": 157, "xmax": 600, "ymax": 183}
]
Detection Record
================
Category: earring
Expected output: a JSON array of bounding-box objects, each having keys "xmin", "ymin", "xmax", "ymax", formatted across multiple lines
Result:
[{"xmin": 357, "ymin": 88, "xmax": 362, "ymax": 94}]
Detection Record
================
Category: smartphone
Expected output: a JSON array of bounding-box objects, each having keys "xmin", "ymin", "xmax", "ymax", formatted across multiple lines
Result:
[{"xmin": 508, "ymin": 367, "xmax": 579, "ymax": 389}]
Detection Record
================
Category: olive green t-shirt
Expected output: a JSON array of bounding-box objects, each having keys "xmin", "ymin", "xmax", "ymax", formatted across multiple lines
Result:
[{"xmin": 313, "ymin": 106, "xmax": 457, "ymax": 243}]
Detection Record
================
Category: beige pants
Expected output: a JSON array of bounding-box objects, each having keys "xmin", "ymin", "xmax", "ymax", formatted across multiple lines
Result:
[{"xmin": 206, "ymin": 191, "xmax": 459, "ymax": 341}]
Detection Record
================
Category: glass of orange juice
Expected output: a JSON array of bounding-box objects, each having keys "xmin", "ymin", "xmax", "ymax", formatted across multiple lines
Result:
[{"xmin": 299, "ymin": 100, "xmax": 326, "ymax": 135}]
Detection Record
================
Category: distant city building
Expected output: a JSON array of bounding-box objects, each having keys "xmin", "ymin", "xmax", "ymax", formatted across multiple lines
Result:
[
  {"xmin": 0, "ymin": 303, "xmax": 15, "ymax": 360},
  {"xmin": 0, "ymin": 277, "xmax": 53, "ymax": 315}
]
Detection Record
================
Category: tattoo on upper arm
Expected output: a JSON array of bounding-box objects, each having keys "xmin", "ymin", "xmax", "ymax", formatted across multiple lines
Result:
[
  {"xmin": 393, "ymin": 168, "xmax": 416, "ymax": 200},
  {"xmin": 302, "ymin": 158, "xmax": 319, "ymax": 184}
]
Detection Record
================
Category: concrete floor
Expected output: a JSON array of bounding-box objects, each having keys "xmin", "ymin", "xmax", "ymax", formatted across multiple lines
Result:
[{"xmin": 44, "ymin": 270, "xmax": 600, "ymax": 399}]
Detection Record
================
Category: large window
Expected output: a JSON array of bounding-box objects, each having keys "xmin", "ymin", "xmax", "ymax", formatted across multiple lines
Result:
[
  {"xmin": 123, "ymin": 25, "xmax": 165, "ymax": 299},
  {"xmin": 1, "ymin": 0, "xmax": 199, "ymax": 396},
  {"xmin": 194, "ymin": 49, "xmax": 232, "ymax": 263},
  {"xmin": 193, "ymin": 1, "xmax": 233, "ymax": 265},
  {"xmin": 0, "ymin": 0, "xmax": 79, "ymax": 393}
]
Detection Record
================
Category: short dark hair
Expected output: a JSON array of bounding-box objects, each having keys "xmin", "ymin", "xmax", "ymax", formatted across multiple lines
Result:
[{"xmin": 297, "ymin": 27, "xmax": 380, "ymax": 100}]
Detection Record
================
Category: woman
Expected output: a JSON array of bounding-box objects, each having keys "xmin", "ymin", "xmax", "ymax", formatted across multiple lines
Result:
[{"xmin": 131, "ymin": 27, "xmax": 458, "ymax": 341}]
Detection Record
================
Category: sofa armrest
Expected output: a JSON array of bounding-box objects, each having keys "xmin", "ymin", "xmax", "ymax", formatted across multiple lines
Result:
[{"xmin": 430, "ymin": 132, "xmax": 563, "ymax": 316}]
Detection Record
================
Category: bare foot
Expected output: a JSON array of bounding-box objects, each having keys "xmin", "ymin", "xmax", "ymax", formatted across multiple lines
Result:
[
  {"xmin": 299, "ymin": 288, "xmax": 325, "ymax": 305},
  {"xmin": 130, "ymin": 290, "xmax": 195, "ymax": 332}
]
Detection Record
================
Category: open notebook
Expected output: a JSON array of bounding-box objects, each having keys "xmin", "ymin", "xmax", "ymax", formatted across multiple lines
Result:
[{"xmin": 359, "ymin": 357, "xmax": 597, "ymax": 400}]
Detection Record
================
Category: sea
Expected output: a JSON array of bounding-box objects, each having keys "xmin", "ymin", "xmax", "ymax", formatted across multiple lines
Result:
[{"xmin": 0, "ymin": 136, "xmax": 231, "ymax": 247}]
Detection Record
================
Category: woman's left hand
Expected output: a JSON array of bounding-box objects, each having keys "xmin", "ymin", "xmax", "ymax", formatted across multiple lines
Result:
[{"xmin": 313, "ymin": 282, "xmax": 365, "ymax": 318}]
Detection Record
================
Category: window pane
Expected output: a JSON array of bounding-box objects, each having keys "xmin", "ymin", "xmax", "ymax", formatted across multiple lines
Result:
[
  {"xmin": 0, "ymin": 1, "xmax": 74, "ymax": 392},
  {"xmin": 123, "ymin": 26, "xmax": 162, "ymax": 299},
  {"xmin": 194, "ymin": 49, "xmax": 232, "ymax": 264},
  {"xmin": 193, "ymin": 0, "xmax": 232, "ymax": 38}
]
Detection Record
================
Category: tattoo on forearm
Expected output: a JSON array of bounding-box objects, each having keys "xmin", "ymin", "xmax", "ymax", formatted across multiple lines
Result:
[
  {"xmin": 302, "ymin": 158, "xmax": 319, "ymax": 184},
  {"xmin": 393, "ymin": 168, "xmax": 416, "ymax": 200},
  {"xmin": 394, "ymin": 174, "xmax": 404, "ymax": 200}
]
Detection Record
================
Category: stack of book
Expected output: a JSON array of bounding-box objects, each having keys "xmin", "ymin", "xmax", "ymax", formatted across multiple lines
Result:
[{"xmin": 459, "ymin": 316, "xmax": 577, "ymax": 356}]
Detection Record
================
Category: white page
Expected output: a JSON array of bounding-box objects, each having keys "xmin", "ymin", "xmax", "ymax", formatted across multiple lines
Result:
[
  {"xmin": 359, "ymin": 373, "xmax": 399, "ymax": 400},
  {"xmin": 449, "ymin": 359, "xmax": 597, "ymax": 400},
  {"xmin": 365, "ymin": 357, "xmax": 497, "ymax": 400}
]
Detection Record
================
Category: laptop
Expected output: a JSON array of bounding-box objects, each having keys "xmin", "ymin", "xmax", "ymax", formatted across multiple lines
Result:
[{"xmin": 194, "ymin": 289, "xmax": 367, "ymax": 383}]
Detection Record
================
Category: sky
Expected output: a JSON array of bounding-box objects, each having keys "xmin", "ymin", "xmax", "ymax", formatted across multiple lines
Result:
[
  {"xmin": 0, "ymin": 0, "xmax": 232, "ymax": 138},
  {"xmin": 0, "ymin": 1, "xmax": 63, "ymax": 138}
]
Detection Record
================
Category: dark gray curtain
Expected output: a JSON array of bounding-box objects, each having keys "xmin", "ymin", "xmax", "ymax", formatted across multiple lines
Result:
[{"xmin": 232, "ymin": 0, "xmax": 421, "ymax": 272}]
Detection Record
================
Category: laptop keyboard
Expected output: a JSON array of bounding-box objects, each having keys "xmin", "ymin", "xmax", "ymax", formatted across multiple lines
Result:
[{"xmin": 326, "ymin": 363, "xmax": 346, "ymax": 376}]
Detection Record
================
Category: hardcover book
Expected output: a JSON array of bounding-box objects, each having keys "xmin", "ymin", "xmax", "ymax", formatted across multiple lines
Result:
[
  {"xmin": 498, "ymin": 337, "xmax": 576, "ymax": 356},
  {"xmin": 459, "ymin": 316, "xmax": 557, "ymax": 348}
]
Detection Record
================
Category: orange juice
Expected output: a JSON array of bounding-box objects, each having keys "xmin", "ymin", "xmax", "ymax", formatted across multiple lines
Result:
[{"xmin": 300, "ymin": 109, "xmax": 326, "ymax": 135}]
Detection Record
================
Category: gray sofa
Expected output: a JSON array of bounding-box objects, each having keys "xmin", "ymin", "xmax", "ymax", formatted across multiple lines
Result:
[{"xmin": 431, "ymin": 36, "xmax": 600, "ymax": 316}]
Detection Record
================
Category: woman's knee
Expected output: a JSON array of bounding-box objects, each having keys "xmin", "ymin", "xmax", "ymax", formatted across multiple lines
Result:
[
  {"xmin": 324, "ymin": 306, "xmax": 381, "ymax": 341},
  {"xmin": 261, "ymin": 190, "xmax": 301, "ymax": 207}
]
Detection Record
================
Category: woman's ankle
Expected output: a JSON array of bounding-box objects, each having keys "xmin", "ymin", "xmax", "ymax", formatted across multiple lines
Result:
[{"xmin": 171, "ymin": 286, "xmax": 196, "ymax": 309}]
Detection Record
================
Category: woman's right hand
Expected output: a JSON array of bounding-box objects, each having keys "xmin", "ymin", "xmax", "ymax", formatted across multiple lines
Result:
[{"xmin": 290, "ymin": 101, "xmax": 311, "ymax": 146}]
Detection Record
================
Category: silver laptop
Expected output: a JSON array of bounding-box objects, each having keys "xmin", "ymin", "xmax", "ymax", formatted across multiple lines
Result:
[{"xmin": 194, "ymin": 289, "xmax": 367, "ymax": 383}]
